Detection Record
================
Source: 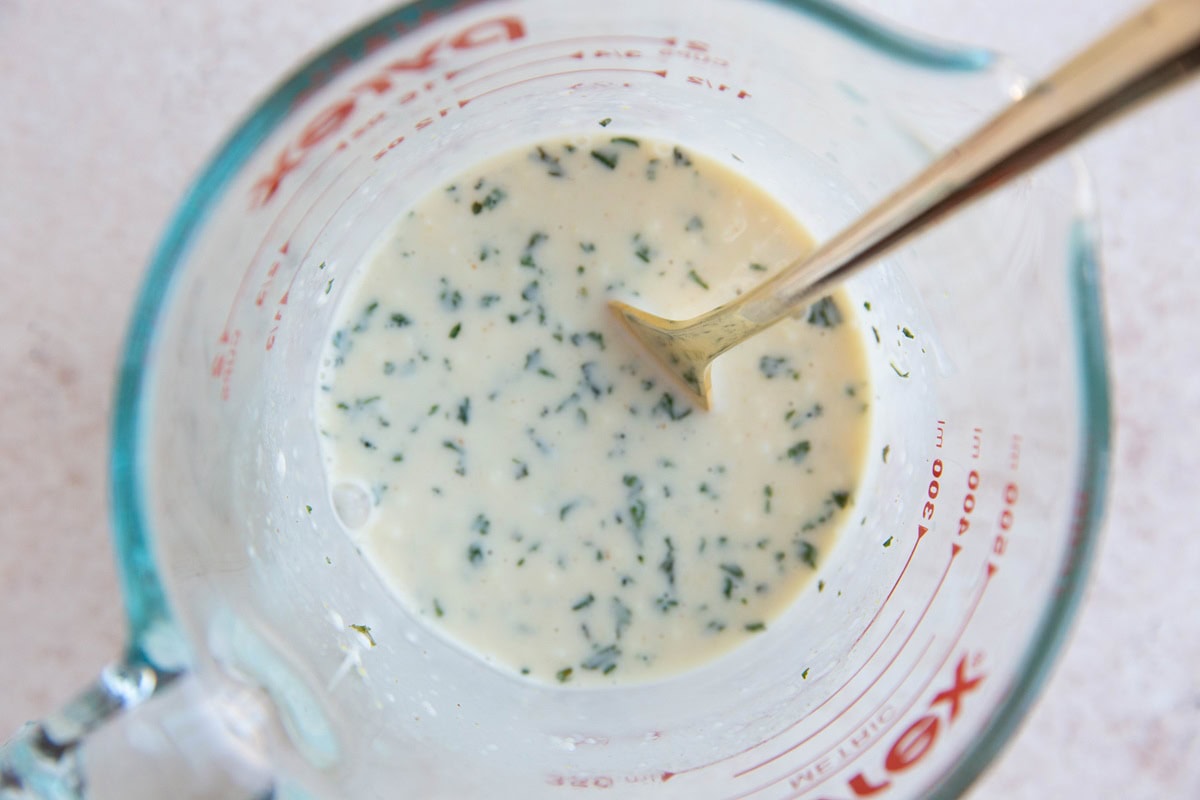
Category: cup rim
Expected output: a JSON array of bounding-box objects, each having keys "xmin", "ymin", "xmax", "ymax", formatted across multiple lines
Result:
[{"xmin": 108, "ymin": 1, "xmax": 1111, "ymax": 796}]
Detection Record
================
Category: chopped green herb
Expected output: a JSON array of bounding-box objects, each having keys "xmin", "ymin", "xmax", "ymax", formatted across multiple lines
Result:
[
  {"xmin": 673, "ymin": 146, "xmax": 692, "ymax": 167},
  {"xmin": 471, "ymin": 186, "xmax": 507, "ymax": 214},
  {"xmin": 443, "ymin": 439, "xmax": 467, "ymax": 475},
  {"xmin": 807, "ymin": 296, "xmax": 843, "ymax": 327},
  {"xmin": 687, "ymin": 269, "xmax": 710, "ymax": 289},
  {"xmin": 590, "ymin": 149, "xmax": 618, "ymax": 169},
  {"xmin": 749, "ymin": 262, "xmax": 768, "ymax": 272},
  {"xmin": 796, "ymin": 541, "xmax": 818, "ymax": 569},
  {"xmin": 659, "ymin": 537, "xmax": 677, "ymax": 586},
  {"xmin": 438, "ymin": 279, "xmax": 463, "ymax": 310},
  {"xmin": 580, "ymin": 361, "xmax": 607, "ymax": 397},
  {"xmin": 802, "ymin": 667, "xmax": 810, "ymax": 680},
  {"xmin": 720, "ymin": 563, "xmax": 745, "ymax": 579},
  {"xmin": 759, "ymin": 355, "xmax": 799, "ymax": 380},
  {"xmin": 786, "ymin": 440, "xmax": 812, "ymax": 463},
  {"xmin": 349, "ymin": 624, "xmax": 376, "ymax": 646},
  {"xmin": 685, "ymin": 215, "xmax": 703, "ymax": 231},
  {"xmin": 598, "ymin": 117, "xmax": 612, "ymax": 127},
  {"xmin": 628, "ymin": 498, "xmax": 647, "ymax": 533},
  {"xmin": 744, "ymin": 622, "xmax": 766, "ymax": 633},
  {"xmin": 305, "ymin": 505, "xmax": 313, "ymax": 514},
  {"xmin": 581, "ymin": 644, "xmax": 621, "ymax": 674},
  {"xmin": 890, "ymin": 362, "xmax": 910, "ymax": 378},
  {"xmin": 519, "ymin": 231, "xmax": 548, "ymax": 269},
  {"xmin": 468, "ymin": 543, "xmax": 485, "ymax": 564},
  {"xmin": 611, "ymin": 136, "xmax": 640, "ymax": 147},
  {"xmin": 764, "ymin": 484, "xmax": 774, "ymax": 513},
  {"xmin": 572, "ymin": 593, "xmax": 596, "ymax": 611},
  {"xmin": 831, "ymin": 491, "xmax": 850, "ymax": 509},
  {"xmin": 633, "ymin": 233, "xmax": 653, "ymax": 263},
  {"xmin": 449, "ymin": 322, "xmax": 462, "ymax": 339},
  {"xmin": 612, "ymin": 598, "xmax": 632, "ymax": 639},
  {"xmin": 534, "ymin": 146, "xmax": 564, "ymax": 177},
  {"xmin": 433, "ymin": 599, "xmax": 444, "ymax": 618},
  {"xmin": 457, "ymin": 397, "xmax": 471, "ymax": 424},
  {"xmin": 882, "ymin": 445, "xmax": 890, "ymax": 463},
  {"xmin": 652, "ymin": 393, "xmax": 692, "ymax": 421},
  {"xmin": 883, "ymin": 536, "xmax": 894, "ymax": 548},
  {"xmin": 556, "ymin": 667, "xmax": 574, "ymax": 683},
  {"xmin": 901, "ymin": 326, "xmax": 915, "ymax": 339},
  {"xmin": 560, "ymin": 501, "xmax": 580, "ymax": 521},
  {"xmin": 389, "ymin": 312, "xmax": 411, "ymax": 327}
]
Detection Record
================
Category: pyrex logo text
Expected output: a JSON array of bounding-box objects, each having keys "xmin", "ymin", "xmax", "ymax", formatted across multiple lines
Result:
[
  {"xmin": 819, "ymin": 653, "xmax": 985, "ymax": 799},
  {"xmin": 251, "ymin": 15, "xmax": 525, "ymax": 207}
]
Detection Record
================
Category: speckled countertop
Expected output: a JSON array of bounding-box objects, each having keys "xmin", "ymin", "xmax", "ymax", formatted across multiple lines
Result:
[{"xmin": 1, "ymin": 1, "xmax": 1197, "ymax": 797}]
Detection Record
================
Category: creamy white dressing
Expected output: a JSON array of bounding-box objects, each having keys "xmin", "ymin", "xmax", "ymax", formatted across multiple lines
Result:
[{"xmin": 316, "ymin": 134, "xmax": 871, "ymax": 686}]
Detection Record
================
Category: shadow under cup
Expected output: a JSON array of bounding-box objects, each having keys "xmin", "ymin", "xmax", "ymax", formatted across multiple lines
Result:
[{"xmin": 43, "ymin": 1, "xmax": 1112, "ymax": 799}]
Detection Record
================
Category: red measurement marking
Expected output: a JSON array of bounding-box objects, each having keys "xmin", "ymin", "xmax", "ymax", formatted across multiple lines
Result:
[
  {"xmin": 209, "ymin": 329, "xmax": 241, "ymax": 401},
  {"xmin": 350, "ymin": 111, "xmax": 386, "ymax": 140},
  {"xmin": 852, "ymin": 525, "xmax": 929, "ymax": 651},
  {"xmin": 253, "ymin": 14, "xmax": 526, "ymax": 207},
  {"xmin": 253, "ymin": 258, "xmax": 282, "ymax": 307},
  {"xmin": 816, "ymin": 566, "xmax": 993, "ymax": 796},
  {"xmin": 457, "ymin": 68, "xmax": 667, "ymax": 107},
  {"xmin": 545, "ymin": 774, "xmax": 616, "ymax": 789},
  {"xmin": 452, "ymin": 51, "xmax": 587, "ymax": 92},
  {"xmin": 775, "ymin": 638, "xmax": 938, "ymax": 799},
  {"xmin": 264, "ymin": 162, "xmax": 373, "ymax": 351},
  {"xmin": 956, "ymin": 469, "xmax": 982, "ymax": 538},
  {"xmin": 665, "ymin": 614, "xmax": 906, "ymax": 783},
  {"xmin": 684, "ymin": 75, "xmax": 750, "ymax": 98},
  {"xmin": 736, "ymin": 541, "xmax": 963, "ymax": 784},
  {"xmin": 733, "ymin": 618, "xmax": 920, "ymax": 784},
  {"xmin": 669, "ymin": 547, "xmax": 988, "ymax": 793},
  {"xmin": 445, "ymin": 34, "xmax": 676, "ymax": 80},
  {"xmin": 219, "ymin": 142, "xmax": 348, "ymax": 341}
]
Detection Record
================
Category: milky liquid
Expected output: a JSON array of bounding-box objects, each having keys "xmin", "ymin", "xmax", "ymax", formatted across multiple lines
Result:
[{"xmin": 316, "ymin": 134, "xmax": 871, "ymax": 686}]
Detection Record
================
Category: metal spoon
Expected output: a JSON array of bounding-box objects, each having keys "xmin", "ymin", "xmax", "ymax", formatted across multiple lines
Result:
[{"xmin": 610, "ymin": 0, "xmax": 1200, "ymax": 409}]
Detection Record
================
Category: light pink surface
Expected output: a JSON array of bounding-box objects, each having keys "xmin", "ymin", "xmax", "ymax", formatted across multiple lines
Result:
[{"xmin": 1, "ymin": 1, "xmax": 1197, "ymax": 797}]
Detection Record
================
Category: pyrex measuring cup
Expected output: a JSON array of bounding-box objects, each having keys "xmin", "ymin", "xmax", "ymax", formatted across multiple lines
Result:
[{"xmin": 0, "ymin": 0, "xmax": 1110, "ymax": 798}]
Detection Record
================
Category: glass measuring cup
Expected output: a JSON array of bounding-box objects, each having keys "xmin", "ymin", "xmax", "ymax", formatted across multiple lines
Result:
[{"xmin": 0, "ymin": 0, "xmax": 1111, "ymax": 797}]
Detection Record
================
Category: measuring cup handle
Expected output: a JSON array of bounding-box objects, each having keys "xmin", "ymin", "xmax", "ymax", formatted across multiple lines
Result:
[{"xmin": 1, "ymin": 660, "xmax": 273, "ymax": 800}]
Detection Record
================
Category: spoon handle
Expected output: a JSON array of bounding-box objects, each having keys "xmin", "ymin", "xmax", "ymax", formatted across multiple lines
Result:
[{"xmin": 722, "ymin": 0, "xmax": 1200, "ymax": 335}]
